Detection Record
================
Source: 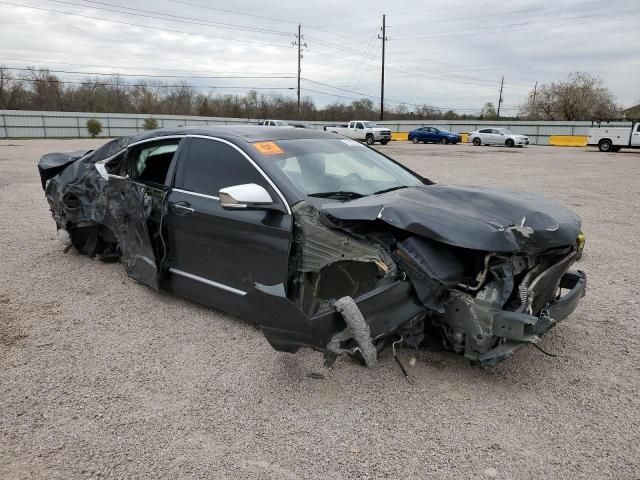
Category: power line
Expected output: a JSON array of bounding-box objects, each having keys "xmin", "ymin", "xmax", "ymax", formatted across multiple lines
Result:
[
  {"xmin": 0, "ymin": 58, "xmax": 294, "ymax": 76},
  {"xmin": 3, "ymin": 67, "xmax": 295, "ymax": 80},
  {"xmin": 18, "ymin": 78, "xmax": 295, "ymax": 90},
  {"xmin": 0, "ymin": 1, "xmax": 294, "ymax": 50},
  {"xmin": 44, "ymin": 0, "xmax": 293, "ymax": 36}
]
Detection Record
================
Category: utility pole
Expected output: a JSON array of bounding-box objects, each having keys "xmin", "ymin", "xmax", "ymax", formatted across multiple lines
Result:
[
  {"xmin": 496, "ymin": 76, "xmax": 504, "ymax": 119},
  {"xmin": 378, "ymin": 14, "xmax": 387, "ymax": 121},
  {"xmin": 531, "ymin": 81, "xmax": 538, "ymax": 117},
  {"xmin": 293, "ymin": 24, "xmax": 306, "ymax": 119}
]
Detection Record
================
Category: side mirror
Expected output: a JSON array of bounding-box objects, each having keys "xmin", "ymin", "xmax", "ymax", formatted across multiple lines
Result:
[{"xmin": 219, "ymin": 183, "xmax": 281, "ymax": 211}]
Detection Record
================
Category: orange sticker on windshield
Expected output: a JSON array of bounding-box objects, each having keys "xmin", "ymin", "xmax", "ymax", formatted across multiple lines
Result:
[{"xmin": 254, "ymin": 141, "xmax": 284, "ymax": 155}]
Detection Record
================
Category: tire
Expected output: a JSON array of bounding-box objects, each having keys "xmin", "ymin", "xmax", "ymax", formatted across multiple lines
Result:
[
  {"xmin": 598, "ymin": 139, "xmax": 613, "ymax": 152},
  {"xmin": 380, "ymin": 140, "xmax": 389, "ymax": 145},
  {"xmin": 472, "ymin": 137, "xmax": 481, "ymax": 146},
  {"xmin": 440, "ymin": 137, "xmax": 449, "ymax": 144},
  {"xmin": 366, "ymin": 134, "xmax": 375, "ymax": 145},
  {"xmin": 506, "ymin": 138, "xmax": 515, "ymax": 148},
  {"xmin": 412, "ymin": 137, "xmax": 420, "ymax": 144}
]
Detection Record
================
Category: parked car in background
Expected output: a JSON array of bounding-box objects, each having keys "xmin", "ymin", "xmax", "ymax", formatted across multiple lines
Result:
[
  {"xmin": 587, "ymin": 122, "xmax": 640, "ymax": 152},
  {"xmin": 290, "ymin": 122, "xmax": 315, "ymax": 129},
  {"xmin": 326, "ymin": 120, "xmax": 391, "ymax": 145},
  {"xmin": 469, "ymin": 128, "xmax": 530, "ymax": 147},
  {"xmin": 408, "ymin": 126, "xmax": 461, "ymax": 144},
  {"xmin": 259, "ymin": 120, "xmax": 291, "ymax": 127}
]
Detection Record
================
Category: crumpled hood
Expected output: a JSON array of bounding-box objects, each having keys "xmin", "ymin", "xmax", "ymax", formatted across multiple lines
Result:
[{"xmin": 320, "ymin": 185, "xmax": 581, "ymax": 253}]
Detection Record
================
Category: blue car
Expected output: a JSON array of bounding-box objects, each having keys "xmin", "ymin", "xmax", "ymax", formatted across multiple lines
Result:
[{"xmin": 408, "ymin": 126, "xmax": 461, "ymax": 144}]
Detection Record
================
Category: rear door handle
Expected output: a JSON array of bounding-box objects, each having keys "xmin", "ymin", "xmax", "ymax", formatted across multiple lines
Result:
[{"xmin": 169, "ymin": 201, "xmax": 195, "ymax": 215}]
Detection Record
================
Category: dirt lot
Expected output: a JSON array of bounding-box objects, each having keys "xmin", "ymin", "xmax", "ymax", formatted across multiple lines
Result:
[{"xmin": 1, "ymin": 139, "xmax": 639, "ymax": 479}]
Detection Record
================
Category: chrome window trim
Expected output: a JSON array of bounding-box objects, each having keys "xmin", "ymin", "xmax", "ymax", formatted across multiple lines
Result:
[
  {"xmin": 186, "ymin": 134, "xmax": 292, "ymax": 215},
  {"xmin": 172, "ymin": 188, "xmax": 219, "ymax": 201},
  {"xmin": 169, "ymin": 268, "xmax": 246, "ymax": 296},
  {"xmin": 94, "ymin": 135, "xmax": 187, "ymax": 179}
]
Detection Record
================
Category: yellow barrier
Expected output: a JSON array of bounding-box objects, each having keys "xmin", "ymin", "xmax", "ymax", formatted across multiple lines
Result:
[
  {"xmin": 548, "ymin": 135, "xmax": 588, "ymax": 147},
  {"xmin": 391, "ymin": 132, "xmax": 408, "ymax": 141}
]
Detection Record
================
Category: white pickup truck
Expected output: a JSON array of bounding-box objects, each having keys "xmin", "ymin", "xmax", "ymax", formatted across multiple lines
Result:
[
  {"xmin": 326, "ymin": 120, "xmax": 392, "ymax": 145},
  {"xmin": 587, "ymin": 122, "xmax": 640, "ymax": 152}
]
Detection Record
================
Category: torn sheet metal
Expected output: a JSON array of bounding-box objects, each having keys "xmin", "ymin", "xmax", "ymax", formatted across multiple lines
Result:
[{"xmin": 38, "ymin": 135, "xmax": 166, "ymax": 289}]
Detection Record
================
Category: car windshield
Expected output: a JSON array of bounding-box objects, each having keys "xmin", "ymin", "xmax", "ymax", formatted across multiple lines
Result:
[
  {"xmin": 500, "ymin": 129, "xmax": 514, "ymax": 135},
  {"xmin": 266, "ymin": 139, "xmax": 423, "ymax": 200},
  {"xmin": 275, "ymin": 121, "xmax": 289, "ymax": 126},
  {"xmin": 362, "ymin": 122, "xmax": 378, "ymax": 128}
]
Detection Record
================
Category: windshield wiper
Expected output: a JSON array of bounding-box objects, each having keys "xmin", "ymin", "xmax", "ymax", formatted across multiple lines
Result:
[
  {"xmin": 373, "ymin": 185, "xmax": 410, "ymax": 195},
  {"xmin": 308, "ymin": 191, "xmax": 365, "ymax": 200}
]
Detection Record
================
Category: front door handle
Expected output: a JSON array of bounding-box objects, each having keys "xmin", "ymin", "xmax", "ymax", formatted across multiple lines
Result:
[{"xmin": 169, "ymin": 201, "xmax": 195, "ymax": 215}]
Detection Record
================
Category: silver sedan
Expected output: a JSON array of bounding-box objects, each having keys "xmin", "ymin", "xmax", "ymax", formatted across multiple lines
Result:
[{"xmin": 469, "ymin": 128, "xmax": 530, "ymax": 147}]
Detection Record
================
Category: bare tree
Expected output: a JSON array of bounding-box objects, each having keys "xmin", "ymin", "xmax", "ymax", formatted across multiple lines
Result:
[{"xmin": 520, "ymin": 72, "xmax": 620, "ymax": 120}]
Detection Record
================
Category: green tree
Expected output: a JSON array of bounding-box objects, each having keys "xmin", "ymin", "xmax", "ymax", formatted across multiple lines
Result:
[
  {"xmin": 86, "ymin": 118, "xmax": 102, "ymax": 137},
  {"xmin": 479, "ymin": 102, "xmax": 497, "ymax": 119},
  {"xmin": 143, "ymin": 117, "xmax": 159, "ymax": 130}
]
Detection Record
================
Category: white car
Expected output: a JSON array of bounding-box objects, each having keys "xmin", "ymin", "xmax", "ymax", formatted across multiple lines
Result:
[
  {"xmin": 469, "ymin": 128, "xmax": 530, "ymax": 147},
  {"xmin": 259, "ymin": 120, "xmax": 292, "ymax": 127}
]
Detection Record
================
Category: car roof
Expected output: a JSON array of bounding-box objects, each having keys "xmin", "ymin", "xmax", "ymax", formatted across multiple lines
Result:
[
  {"xmin": 84, "ymin": 126, "xmax": 343, "ymax": 166},
  {"xmin": 132, "ymin": 125, "xmax": 340, "ymax": 143}
]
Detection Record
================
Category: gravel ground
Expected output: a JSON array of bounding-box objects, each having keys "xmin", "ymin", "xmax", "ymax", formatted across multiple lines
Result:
[{"xmin": 1, "ymin": 139, "xmax": 639, "ymax": 479}]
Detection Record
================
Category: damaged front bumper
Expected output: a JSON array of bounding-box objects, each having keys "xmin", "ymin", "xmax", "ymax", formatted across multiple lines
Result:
[
  {"xmin": 474, "ymin": 270, "xmax": 587, "ymax": 366},
  {"xmin": 246, "ymin": 280, "xmax": 424, "ymax": 354}
]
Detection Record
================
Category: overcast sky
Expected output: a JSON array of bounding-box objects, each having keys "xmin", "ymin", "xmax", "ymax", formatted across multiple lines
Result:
[{"xmin": 1, "ymin": 0, "xmax": 639, "ymax": 113}]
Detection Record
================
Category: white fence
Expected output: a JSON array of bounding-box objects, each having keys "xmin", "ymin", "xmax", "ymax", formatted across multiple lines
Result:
[{"xmin": 0, "ymin": 110, "xmax": 632, "ymax": 145}]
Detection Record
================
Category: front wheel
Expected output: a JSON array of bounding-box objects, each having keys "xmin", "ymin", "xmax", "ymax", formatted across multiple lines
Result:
[
  {"xmin": 412, "ymin": 137, "xmax": 420, "ymax": 144},
  {"xmin": 440, "ymin": 137, "xmax": 449, "ymax": 144},
  {"xmin": 598, "ymin": 139, "xmax": 613, "ymax": 152},
  {"xmin": 380, "ymin": 140, "xmax": 389, "ymax": 145},
  {"xmin": 472, "ymin": 137, "xmax": 481, "ymax": 146},
  {"xmin": 506, "ymin": 138, "xmax": 515, "ymax": 148},
  {"xmin": 366, "ymin": 135, "xmax": 375, "ymax": 145}
]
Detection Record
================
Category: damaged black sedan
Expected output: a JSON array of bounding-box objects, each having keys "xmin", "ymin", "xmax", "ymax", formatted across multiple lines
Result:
[{"xmin": 38, "ymin": 127, "xmax": 586, "ymax": 367}]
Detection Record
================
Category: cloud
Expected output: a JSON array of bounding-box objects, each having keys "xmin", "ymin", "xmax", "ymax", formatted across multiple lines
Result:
[{"xmin": 1, "ymin": 0, "xmax": 638, "ymax": 111}]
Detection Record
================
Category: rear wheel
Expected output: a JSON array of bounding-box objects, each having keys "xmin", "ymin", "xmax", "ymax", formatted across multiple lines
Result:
[
  {"xmin": 472, "ymin": 137, "xmax": 481, "ymax": 146},
  {"xmin": 366, "ymin": 134, "xmax": 375, "ymax": 145},
  {"xmin": 440, "ymin": 137, "xmax": 449, "ymax": 144},
  {"xmin": 598, "ymin": 139, "xmax": 613, "ymax": 152},
  {"xmin": 412, "ymin": 137, "xmax": 420, "ymax": 144},
  {"xmin": 506, "ymin": 138, "xmax": 515, "ymax": 148}
]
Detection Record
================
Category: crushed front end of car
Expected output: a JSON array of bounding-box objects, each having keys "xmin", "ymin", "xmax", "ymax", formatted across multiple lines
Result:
[{"xmin": 250, "ymin": 185, "xmax": 586, "ymax": 367}]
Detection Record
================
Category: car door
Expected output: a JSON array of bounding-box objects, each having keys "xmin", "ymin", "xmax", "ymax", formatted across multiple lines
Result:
[
  {"xmin": 477, "ymin": 129, "xmax": 489, "ymax": 143},
  {"xmin": 105, "ymin": 137, "xmax": 184, "ymax": 290},
  {"xmin": 165, "ymin": 135, "xmax": 292, "ymax": 315},
  {"xmin": 632, "ymin": 123, "xmax": 640, "ymax": 146}
]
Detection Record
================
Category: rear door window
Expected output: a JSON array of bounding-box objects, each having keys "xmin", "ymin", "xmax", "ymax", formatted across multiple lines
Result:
[
  {"xmin": 128, "ymin": 139, "xmax": 181, "ymax": 186},
  {"xmin": 175, "ymin": 137, "xmax": 271, "ymax": 197},
  {"xmin": 479, "ymin": 129, "xmax": 491, "ymax": 134}
]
